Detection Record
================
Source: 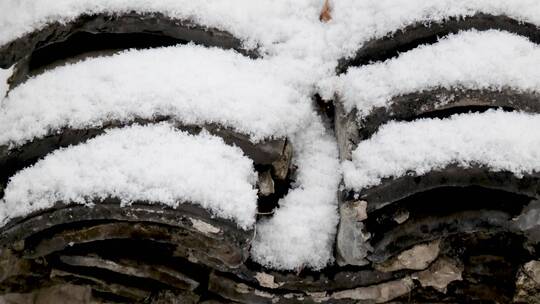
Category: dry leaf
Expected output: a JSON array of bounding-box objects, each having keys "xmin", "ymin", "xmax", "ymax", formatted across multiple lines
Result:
[{"xmin": 320, "ymin": 0, "xmax": 332, "ymax": 23}]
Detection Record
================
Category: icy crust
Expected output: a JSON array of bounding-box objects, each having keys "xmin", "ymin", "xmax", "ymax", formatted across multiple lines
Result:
[
  {"xmin": 0, "ymin": 123, "xmax": 258, "ymax": 229},
  {"xmin": 0, "ymin": 44, "xmax": 312, "ymax": 148},
  {"xmin": 324, "ymin": 30, "xmax": 540, "ymax": 117},
  {"xmin": 344, "ymin": 110, "xmax": 540, "ymax": 191},
  {"xmin": 329, "ymin": 0, "xmax": 540, "ymax": 59},
  {"xmin": 251, "ymin": 116, "xmax": 341, "ymax": 270}
]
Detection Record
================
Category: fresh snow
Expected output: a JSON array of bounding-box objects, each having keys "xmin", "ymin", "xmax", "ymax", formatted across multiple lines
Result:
[
  {"xmin": 3, "ymin": 0, "xmax": 540, "ymax": 61},
  {"xmin": 329, "ymin": 0, "xmax": 540, "ymax": 59},
  {"xmin": 0, "ymin": 0, "xmax": 327, "ymax": 59},
  {"xmin": 0, "ymin": 68, "xmax": 10, "ymax": 98},
  {"xmin": 344, "ymin": 110, "xmax": 540, "ymax": 191},
  {"xmin": 0, "ymin": 44, "xmax": 312, "ymax": 148},
  {"xmin": 0, "ymin": 123, "xmax": 258, "ymax": 229},
  {"xmin": 322, "ymin": 30, "xmax": 540, "ymax": 116},
  {"xmin": 2, "ymin": 0, "xmax": 540, "ymax": 271},
  {"xmin": 251, "ymin": 116, "xmax": 341, "ymax": 270}
]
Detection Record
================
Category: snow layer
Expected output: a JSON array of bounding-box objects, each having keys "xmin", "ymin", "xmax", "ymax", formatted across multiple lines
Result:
[
  {"xmin": 3, "ymin": 0, "xmax": 540, "ymax": 61},
  {"xmin": 0, "ymin": 44, "xmax": 312, "ymax": 148},
  {"xmin": 329, "ymin": 0, "xmax": 540, "ymax": 59},
  {"xmin": 0, "ymin": 123, "xmax": 258, "ymax": 229},
  {"xmin": 344, "ymin": 110, "xmax": 540, "ymax": 191},
  {"xmin": 251, "ymin": 115, "xmax": 341, "ymax": 270},
  {"xmin": 0, "ymin": 0, "xmax": 328, "ymax": 59},
  {"xmin": 323, "ymin": 30, "xmax": 540, "ymax": 116}
]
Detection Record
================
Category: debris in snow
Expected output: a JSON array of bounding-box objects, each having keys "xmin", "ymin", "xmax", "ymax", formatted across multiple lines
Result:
[
  {"xmin": 320, "ymin": 0, "xmax": 332, "ymax": 23},
  {"xmin": 344, "ymin": 110, "xmax": 540, "ymax": 190},
  {"xmin": 324, "ymin": 30, "xmax": 540, "ymax": 116},
  {"xmin": 0, "ymin": 44, "xmax": 312, "ymax": 148},
  {"xmin": 0, "ymin": 123, "xmax": 258, "ymax": 229}
]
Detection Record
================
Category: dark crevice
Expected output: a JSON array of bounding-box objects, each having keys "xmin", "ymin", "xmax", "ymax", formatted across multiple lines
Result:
[
  {"xmin": 315, "ymin": 94, "xmax": 335, "ymax": 128},
  {"xmin": 1, "ymin": 12, "xmax": 257, "ymax": 88},
  {"xmin": 352, "ymin": 88, "xmax": 540, "ymax": 143},
  {"xmin": 56, "ymin": 239, "xmax": 211, "ymax": 284},
  {"xmin": 412, "ymin": 105, "xmax": 514, "ymax": 121},
  {"xmin": 238, "ymin": 258, "xmax": 400, "ymax": 293},
  {"xmin": 347, "ymin": 165, "xmax": 540, "ymax": 214},
  {"xmin": 337, "ymin": 13, "xmax": 540, "ymax": 72},
  {"xmin": 51, "ymin": 260, "xmax": 171, "ymax": 295},
  {"xmin": 26, "ymin": 31, "xmax": 186, "ymax": 79},
  {"xmin": 255, "ymin": 164, "xmax": 293, "ymax": 217},
  {"xmin": 365, "ymin": 186, "xmax": 533, "ymax": 245}
]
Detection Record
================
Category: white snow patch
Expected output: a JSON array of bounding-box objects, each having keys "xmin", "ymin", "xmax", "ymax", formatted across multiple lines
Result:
[
  {"xmin": 252, "ymin": 115, "xmax": 341, "ymax": 270},
  {"xmin": 344, "ymin": 110, "xmax": 540, "ymax": 191},
  {"xmin": 323, "ymin": 30, "xmax": 540, "ymax": 116},
  {"xmin": 0, "ymin": 67, "xmax": 11, "ymax": 98},
  {"xmin": 0, "ymin": 44, "xmax": 312, "ymax": 148},
  {"xmin": 0, "ymin": 123, "xmax": 258, "ymax": 229}
]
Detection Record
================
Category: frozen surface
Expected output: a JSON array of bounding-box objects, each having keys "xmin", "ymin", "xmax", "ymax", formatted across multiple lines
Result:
[
  {"xmin": 344, "ymin": 110, "xmax": 540, "ymax": 191},
  {"xmin": 0, "ymin": 123, "xmax": 258, "ymax": 229},
  {"xmin": 0, "ymin": 44, "xmax": 312, "ymax": 148},
  {"xmin": 322, "ymin": 30, "xmax": 540, "ymax": 116}
]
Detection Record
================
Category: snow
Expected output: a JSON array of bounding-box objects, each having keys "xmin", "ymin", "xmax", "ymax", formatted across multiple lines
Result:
[
  {"xmin": 0, "ymin": 0, "xmax": 327, "ymax": 58},
  {"xmin": 0, "ymin": 123, "xmax": 258, "ymax": 229},
  {"xmin": 328, "ymin": 0, "xmax": 540, "ymax": 60},
  {"xmin": 2, "ymin": 0, "xmax": 539, "ymax": 271},
  {"xmin": 3, "ymin": 0, "xmax": 540, "ymax": 61},
  {"xmin": 0, "ymin": 67, "xmax": 11, "ymax": 98},
  {"xmin": 344, "ymin": 110, "xmax": 540, "ymax": 191},
  {"xmin": 322, "ymin": 30, "xmax": 540, "ymax": 117},
  {"xmin": 251, "ymin": 115, "xmax": 341, "ymax": 270},
  {"xmin": 0, "ymin": 44, "xmax": 312, "ymax": 149}
]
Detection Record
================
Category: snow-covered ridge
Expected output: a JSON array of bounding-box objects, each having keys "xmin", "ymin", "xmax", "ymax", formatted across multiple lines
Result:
[
  {"xmin": 0, "ymin": 44, "xmax": 312, "ymax": 148},
  {"xmin": 0, "ymin": 0, "xmax": 327, "ymax": 58},
  {"xmin": 251, "ymin": 116, "xmax": 341, "ymax": 270},
  {"xmin": 323, "ymin": 30, "xmax": 540, "ymax": 117},
  {"xmin": 0, "ymin": 123, "xmax": 258, "ymax": 229},
  {"xmin": 344, "ymin": 110, "xmax": 540, "ymax": 191},
  {"xmin": 3, "ymin": 0, "xmax": 540, "ymax": 61},
  {"xmin": 330, "ymin": 0, "xmax": 540, "ymax": 59}
]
